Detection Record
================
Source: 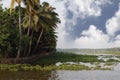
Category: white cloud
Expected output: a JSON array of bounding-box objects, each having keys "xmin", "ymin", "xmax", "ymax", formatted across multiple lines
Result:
[
  {"xmin": 74, "ymin": 25, "xmax": 111, "ymax": 48},
  {"xmin": 63, "ymin": 0, "xmax": 112, "ymax": 31},
  {"xmin": 74, "ymin": 3, "xmax": 120, "ymax": 49},
  {"xmin": 1, "ymin": 0, "xmax": 11, "ymax": 8},
  {"xmin": 67, "ymin": 0, "xmax": 112, "ymax": 19},
  {"xmin": 73, "ymin": 23, "xmax": 120, "ymax": 49},
  {"xmin": 106, "ymin": 3, "xmax": 120, "ymax": 36}
]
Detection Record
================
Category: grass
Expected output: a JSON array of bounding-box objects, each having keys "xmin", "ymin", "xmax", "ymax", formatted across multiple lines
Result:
[
  {"xmin": 34, "ymin": 52, "xmax": 103, "ymax": 65},
  {"xmin": 0, "ymin": 63, "xmax": 112, "ymax": 71}
]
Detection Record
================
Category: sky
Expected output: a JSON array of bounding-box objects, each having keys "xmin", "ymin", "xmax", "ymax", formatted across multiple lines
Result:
[{"xmin": 1, "ymin": 0, "xmax": 120, "ymax": 49}]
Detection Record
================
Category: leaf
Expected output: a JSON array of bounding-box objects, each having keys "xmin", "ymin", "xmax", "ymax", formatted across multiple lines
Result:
[
  {"xmin": 22, "ymin": 17, "xmax": 29, "ymax": 28},
  {"xmin": 10, "ymin": 0, "xmax": 21, "ymax": 14},
  {"xmin": 10, "ymin": 0, "xmax": 15, "ymax": 15},
  {"xmin": 33, "ymin": 15, "xmax": 39, "ymax": 26}
]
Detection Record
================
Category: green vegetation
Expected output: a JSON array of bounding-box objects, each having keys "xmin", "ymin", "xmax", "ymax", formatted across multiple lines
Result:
[
  {"xmin": 0, "ymin": 1, "xmax": 60, "ymax": 58},
  {"xmin": 34, "ymin": 52, "xmax": 120, "ymax": 65},
  {"xmin": 0, "ymin": 63, "xmax": 112, "ymax": 72},
  {"xmin": 0, "ymin": 52, "xmax": 119, "ymax": 71},
  {"xmin": 34, "ymin": 52, "xmax": 100, "ymax": 65}
]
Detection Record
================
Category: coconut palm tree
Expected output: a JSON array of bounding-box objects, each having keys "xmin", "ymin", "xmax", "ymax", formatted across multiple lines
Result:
[
  {"xmin": 34, "ymin": 2, "xmax": 60, "ymax": 52},
  {"xmin": 22, "ymin": 1, "xmax": 60, "ymax": 55},
  {"xmin": 22, "ymin": 0, "xmax": 40, "ymax": 56},
  {"xmin": 10, "ymin": 0, "xmax": 22, "ymax": 58}
]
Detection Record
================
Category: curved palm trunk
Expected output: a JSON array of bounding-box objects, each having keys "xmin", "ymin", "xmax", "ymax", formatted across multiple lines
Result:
[
  {"xmin": 34, "ymin": 29, "xmax": 44, "ymax": 52},
  {"xmin": 17, "ymin": 4, "xmax": 22, "ymax": 58}
]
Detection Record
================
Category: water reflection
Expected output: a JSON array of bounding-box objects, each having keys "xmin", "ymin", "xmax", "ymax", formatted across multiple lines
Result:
[
  {"xmin": 0, "ymin": 69, "xmax": 120, "ymax": 80},
  {"xmin": 0, "ymin": 71, "xmax": 59, "ymax": 80},
  {"xmin": 49, "ymin": 71, "xmax": 60, "ymax": 80}
]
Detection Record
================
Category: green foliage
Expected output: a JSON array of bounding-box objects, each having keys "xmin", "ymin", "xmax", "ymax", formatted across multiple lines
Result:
[
  {"xmin": 0, "ymin": 7, "xmax": 19, "ymax": 57},
  {"xmin": 0, "ymin": 62, "xmax": 112, "ymax": 71},
  {"xmin": 0, "ymin": 2, "xmax": 60, "ymax": 58}
]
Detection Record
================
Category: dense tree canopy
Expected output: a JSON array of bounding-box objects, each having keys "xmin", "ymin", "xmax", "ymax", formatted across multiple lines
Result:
[{"xmin": 0, "ymin": 1, "xmax": 60, "ymax": 58}]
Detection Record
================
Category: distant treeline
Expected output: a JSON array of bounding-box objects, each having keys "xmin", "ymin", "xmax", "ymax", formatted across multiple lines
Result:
[{"xmin": 57, "ymin": 48, "xmax": 120, "ymax": 54}]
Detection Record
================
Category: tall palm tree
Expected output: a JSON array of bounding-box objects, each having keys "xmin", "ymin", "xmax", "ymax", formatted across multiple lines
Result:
[
  {"xmin": 34, "ymin": 2, "xmax": 60, "ymax": 52},
  {"xmin": 22, "ymin": 0, "xmax": 40, "ymax": 56},
  {"xmin": 10, "ymin": 0, "xmax": 22, "ymax": 58},
  {"xmin": 21, "ymin": 1, "xmax": 60, "ymax": 55}
]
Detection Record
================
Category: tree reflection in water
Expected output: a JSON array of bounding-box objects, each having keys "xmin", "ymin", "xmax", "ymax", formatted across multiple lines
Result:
[
  {"xmin": 0, "ymin": 70, "xmax": 60, "ymax": 80},
  {"xmin": 49, "ymin": 71, "xmax": 60, "ymax": 80}
]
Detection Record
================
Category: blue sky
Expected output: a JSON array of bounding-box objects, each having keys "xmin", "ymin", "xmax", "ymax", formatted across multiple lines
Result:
[{"xmin": 1, "ymin": 0, "xmax": 120, "ymax": 49}]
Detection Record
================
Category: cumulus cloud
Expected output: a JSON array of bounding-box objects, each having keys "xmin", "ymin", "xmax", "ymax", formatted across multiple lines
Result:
[
  {"xmin": 106, "ymin": 4, "xmax": 120, "ymax": 36},
  {"xmin": 73, "ymin": 3, "xmax": 120, "ymax": 49},
  {"xmin": 74, "ymin": 4, "xmax": 120, "ymax": 49},
  {"xmin": 74, "ymin": 25, "xmax": 111, "ymax": 48}
]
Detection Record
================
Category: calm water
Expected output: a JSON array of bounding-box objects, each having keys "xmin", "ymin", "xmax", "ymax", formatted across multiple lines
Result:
[
  {"xmin": 56, "ymin": 70, "xmax": 120, "ymax": 80},
  {"xmin": 0, "ymin": 70, "xmax": 120, "ymax": 80}
]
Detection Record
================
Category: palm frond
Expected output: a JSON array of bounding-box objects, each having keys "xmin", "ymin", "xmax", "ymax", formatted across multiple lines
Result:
[{"xmin": 10, "ymin": 0, "xmax": 15, "ymax": 14}]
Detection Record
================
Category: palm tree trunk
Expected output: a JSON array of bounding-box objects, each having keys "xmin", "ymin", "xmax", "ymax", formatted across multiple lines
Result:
[
  {"xmin": 23, "ymin": 28, "xmax": 30, "ymax": 56},
  {"xmin": 17, "ymin": 4, "xmax": 22, "ymax": 58},
  {"xmin": 34, "ymin": 29, "xmax": 44, "ymax": 52},
  {"xmin": 27, "ymin": 30, "xmax": 33, "ymax": 56},
  {"xmin": 27, "ymin": 28, "xmax": 30, "ymax": 36}
]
